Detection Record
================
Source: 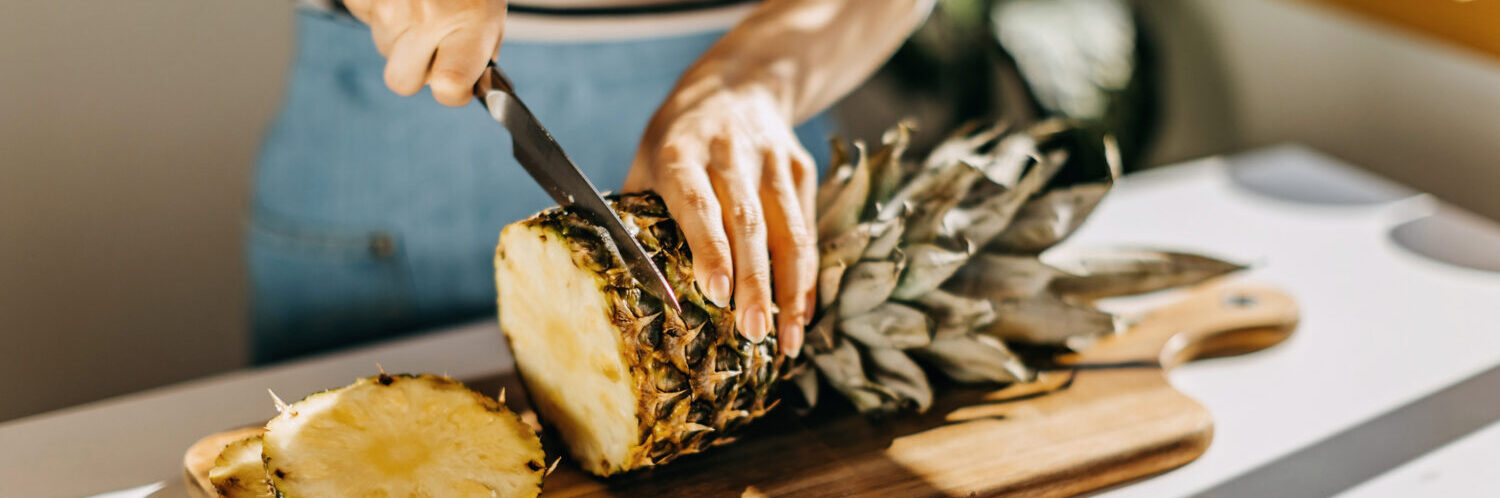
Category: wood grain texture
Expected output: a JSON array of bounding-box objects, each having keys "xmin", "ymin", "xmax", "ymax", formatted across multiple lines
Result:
[{"xmin": 185, "ymin": 281, "xmax": 1298, "ymax": 497}]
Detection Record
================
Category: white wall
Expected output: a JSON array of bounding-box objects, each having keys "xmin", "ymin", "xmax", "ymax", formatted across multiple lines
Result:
[
  {"xmin": 0, "ymin": 1, "xmax": 291, "ymax": 421},
  {"xmin": 1, "ymin": 0, "xmax": 1497, "ymax": 422},
  {"xmin": 1142, "ymin": 0, "xmax": 1500, "ymax": 218}
]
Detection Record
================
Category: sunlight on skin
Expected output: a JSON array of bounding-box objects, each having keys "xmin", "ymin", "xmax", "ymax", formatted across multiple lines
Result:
[
  {"xmin": 783, "ymin": 0, "xmax": 842, "ymax": 30},
  {"xmin": 700, "ymin": 0, "xmax": 937, "ymax": 122},
  {"xmin": 623, "ymin": 1, "xmax": 937, "ymax": 360}
]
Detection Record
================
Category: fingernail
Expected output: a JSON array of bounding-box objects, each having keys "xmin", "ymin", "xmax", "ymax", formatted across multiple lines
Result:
[
  {"xmin": 741, "ymin": 306, "xmax": 768, "ymax": 343},
  {"xmin": 804, "ymin": 292, "xmax": 817, "ymax": 325},
  {"xmin": 781, "ymin": 323, "xmax": 803, "ymax": 358},
  {"xmin": 707, "ymin": 272, "xmax": 732, "ymax": 307}
]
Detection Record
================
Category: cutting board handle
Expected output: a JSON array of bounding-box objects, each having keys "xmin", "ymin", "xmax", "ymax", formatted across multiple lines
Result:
[{"xmin": 1063, "ymin": 282, "xmax": 1300, "ymax": 370}]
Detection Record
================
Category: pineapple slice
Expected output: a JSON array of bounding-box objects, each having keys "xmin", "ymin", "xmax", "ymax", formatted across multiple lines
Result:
[
  {"xmin": 497, "ymin": 222, "xmax": 644, "ymax": 474},
  {"xmin": 262, "ymin": 374, "xmax": 545, "ymax": 497},
  {"xmin": 207, "ymin": 435, "xmax": 273, "ymax": 498},
  {"xmin": 497, "ymin": 195, "xmax": 779, "ymax": 476}
]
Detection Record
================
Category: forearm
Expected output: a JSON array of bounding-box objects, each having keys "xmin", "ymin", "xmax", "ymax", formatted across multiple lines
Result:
[{"xmin": 665, "ymin": 0, "xmax": 935, "ymax": 125}]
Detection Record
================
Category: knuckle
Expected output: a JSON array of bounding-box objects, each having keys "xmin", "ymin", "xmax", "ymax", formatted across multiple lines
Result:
[
  {"xmin": 708, "ymin": 158, "xmax": 735, "ymax": 173},
  {"xmin": 742, "ymin": 266, "xmax": 773, "ymax": 289},
  {"xmin": 780, "ymin": 288, "xmax": 808, "ymax": 313},
  {"xmin": 676, "ymin": 189, "xmax": 714, "ymax": 216},
  {"xmin": 656, "ymin": 142, "xmax": 685, "ymax": 163},
  {"xmin": 704, "ymin": 244, "xmax": 732, "ymax": 265},
  {"xmin": 729, "ymin": 202, "xmax": 763, "ymax": 234},
  {"xmin": 696, "ymin": 240, "xmax": 732, "ymax": 268},
  {"xmin": 773, "ymin": 203, "xmax": 815, "ymax": 247},
  {"xmin": 788, "ymin": 229, "xmax": 817, "ymax": 256},
  {"xmin": 708, "ymin": 136, "xmax": 735, "ymax": 164},
  {"xmin": 786, "ymin": 252, "xmax": 818, "ymax": 290},
  {"xmin": 685, "ymin": 228, "xmax": 731, "ymax": 265}
]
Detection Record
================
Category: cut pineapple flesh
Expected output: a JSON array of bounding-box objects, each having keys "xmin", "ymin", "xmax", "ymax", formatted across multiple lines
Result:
[
  {"xmin": 262, "ymin": 374, "xmax": 545, "ymax": 498},
  {"xmin": 496, "ymin": 194, "xmax": 779, "ymax": 476},
  {"xmin": 497, "ymin": 223, "xmax": 640, "ymax": 475},
  {"xmin": 208, "ymin": 435, "xmax": 273, "ymax": 498}
]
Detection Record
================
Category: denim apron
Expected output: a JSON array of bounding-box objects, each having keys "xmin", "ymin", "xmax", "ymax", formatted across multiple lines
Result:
[{"xmin": 250, "ymin": 9, "xmax": 832, "ymax": 363}]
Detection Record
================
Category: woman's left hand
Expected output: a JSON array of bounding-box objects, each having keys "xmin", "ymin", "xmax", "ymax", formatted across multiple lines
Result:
[{"xmin": 624, "ymin": 79, "xmax": 816, "ymax": 359}]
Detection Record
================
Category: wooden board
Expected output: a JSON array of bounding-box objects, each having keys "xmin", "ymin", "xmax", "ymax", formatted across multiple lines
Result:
[
  {"xmin": 183, "ymin": 426, "xmax": 263, "ymax": 498},
  {"xmin": 186, "ymin": 281, "xmax": 1298, "ymax": 497}
]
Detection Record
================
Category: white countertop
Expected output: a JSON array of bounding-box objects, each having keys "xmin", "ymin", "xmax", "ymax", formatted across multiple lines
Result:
[
  {"xmin": 1087, "ymin": 146, "xmax": 1500, "ymax": 497},
  {"xmin": 4, "ymin": 145, "xmax": 1498, "ymax": 497},
  {"xmin": 1339, "ymin": 419, "xmax": 1500, "ymax": 497}
]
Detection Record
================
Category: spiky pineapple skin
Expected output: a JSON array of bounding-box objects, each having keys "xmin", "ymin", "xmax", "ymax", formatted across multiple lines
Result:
[
  {"xmin": 262, "ymin": 374, "xmax": 545, "ymax": 498},
  {"xmin": 497, "ymin": 193, "xmax": 779, "ymax": 476},
  {"xmin": 494, "ymin": 121, "xmax": 1241, "ymax": 477},
  {"xmin": 208, "ymin": 435, "xmax": 273, "ymax": 498}
]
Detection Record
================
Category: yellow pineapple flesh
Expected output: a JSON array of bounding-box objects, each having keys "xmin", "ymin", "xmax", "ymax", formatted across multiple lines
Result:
[{"xmin": 261, "ymin": 374, "xmax": 545, "ymax": 497}]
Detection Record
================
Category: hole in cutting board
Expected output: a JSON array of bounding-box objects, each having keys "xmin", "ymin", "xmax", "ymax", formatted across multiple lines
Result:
[
  {"xmin": 1389, "ymin": 208, "xmax": 1500, "ymax": 273},
  {"xmin": 1225, "ymin": 145, "xmax": 1416, "ymax": 206}
]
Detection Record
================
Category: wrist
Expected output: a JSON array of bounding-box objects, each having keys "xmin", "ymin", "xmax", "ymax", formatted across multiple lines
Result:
[{"xmin": 671, "ymin": 57, "xmax": 798, "ymax": 123}]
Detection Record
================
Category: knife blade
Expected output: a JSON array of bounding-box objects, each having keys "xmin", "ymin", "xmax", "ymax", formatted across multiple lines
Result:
[{"xmin": 474, "ymin": 62, "xmax": 681, "ymax": 313}]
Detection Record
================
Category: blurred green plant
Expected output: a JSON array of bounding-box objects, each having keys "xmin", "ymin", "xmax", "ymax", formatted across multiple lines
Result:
[{"xmin": 881, "ymin": 0, "xmax": 1157, "ymax": 170}]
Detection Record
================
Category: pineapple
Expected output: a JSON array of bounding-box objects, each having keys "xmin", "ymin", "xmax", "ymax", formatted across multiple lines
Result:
[
  {"xmin": 496, "ymin": 195, "xmax": 778, "ymax": 476},
  {"xmin": 207, "ymin": 435, "xmax": 273, "ymax": 498},
  {"xmin": 261, "ymin": 374, "xmax": 546, "ymax": 497},
  {"xmin": 799, "ymin": 120, "xmax": 1243, "ymax": 412},
  {"xmin": 495, "ymin": 118, "xmax": 1243, "ymax": 474}
]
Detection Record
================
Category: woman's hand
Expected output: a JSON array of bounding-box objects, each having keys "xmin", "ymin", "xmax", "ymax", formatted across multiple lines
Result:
[
  {"xmin": 624, "ymin": 79, "xmax": 817, "ymax": 358},
  {"xmin": 343, "ymin": 0, "xmax": 508, "ymax": 107},
  {"xmin": 624, "ymin": 1, "xmax": 933, "ymax": 358}
]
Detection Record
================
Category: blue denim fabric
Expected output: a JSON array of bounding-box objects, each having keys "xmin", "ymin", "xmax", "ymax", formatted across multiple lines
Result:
[{"xmin": 250, "ymin": 10, "xmax": 832, "ymax": 363}]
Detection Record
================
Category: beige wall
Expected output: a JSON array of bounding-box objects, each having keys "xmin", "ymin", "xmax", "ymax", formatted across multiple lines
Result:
[
  {"xmin": 1, "ymin": 0, "xmax": 1497, "ymax": 422},
  {"xmin": 0, "ymin": 1, "xmax": 291, "ymax": 420},
  {"xmin": 1142, "ymin": 0, "xmax": 1500, "ymax": 218}
]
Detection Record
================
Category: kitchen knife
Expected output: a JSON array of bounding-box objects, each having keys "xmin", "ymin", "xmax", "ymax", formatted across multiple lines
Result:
[{"xmin": 474, "ymin": 62, "xmax": 681, "ymax": 313}]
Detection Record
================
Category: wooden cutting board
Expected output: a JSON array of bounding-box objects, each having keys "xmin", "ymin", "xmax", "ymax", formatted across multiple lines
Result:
[{"xmin": 186, "ymin": 282, "xmax": 1298, "ymax": 497}]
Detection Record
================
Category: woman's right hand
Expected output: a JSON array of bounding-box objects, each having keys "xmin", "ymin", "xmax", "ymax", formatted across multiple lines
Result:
[{"xmin": 343, "ymin": 0, "xmax": 509, "ymax": 107}]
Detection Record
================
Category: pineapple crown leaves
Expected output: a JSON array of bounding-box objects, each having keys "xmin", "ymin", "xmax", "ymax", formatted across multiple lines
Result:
[{"xmin": 796, "ymin": 119, "xmax": 1244, "ymax": 416}]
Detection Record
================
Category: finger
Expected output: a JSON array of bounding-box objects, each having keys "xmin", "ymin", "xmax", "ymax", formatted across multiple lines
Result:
[
  {"xmin": 790, "ymin": 141, "xmax": 819, "ymax": 325},
  {"xmin": 789, "ymin": 141, "xmax": 818, "ymax": 232},
  {"xmin": 709, "ymin": 138, "xmax": 773, "ymax": 344},
  {"xmin": 428, "ymin": 26, "xmax": 500, "ymax": 107},
  {"xmin": 357, "ymin": 0, "xmax": 411, "ymax": 55},
  {"xmin": 761, "ymin": 148, "xmax": 816, "ymax": 357},
  {"xmin": 342, "ymin": 0, "xmax": 376, "ymax": 24},
  {"xmin": 651, "ymin": 142, "xmax": 735, "ymax": 309},
  {"xmin": 383, "ymin": 28, "xmax": 445, "ymax": 97},
  {"xmin": 369, "ymin": 25, "xmax": 404, "ymax": 57}
]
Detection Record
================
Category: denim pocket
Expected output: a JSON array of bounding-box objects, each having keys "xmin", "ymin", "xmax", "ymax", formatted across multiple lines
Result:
[{"xmin": 248, "ymin": 210, "xmax": 414, "ymax": 364}]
